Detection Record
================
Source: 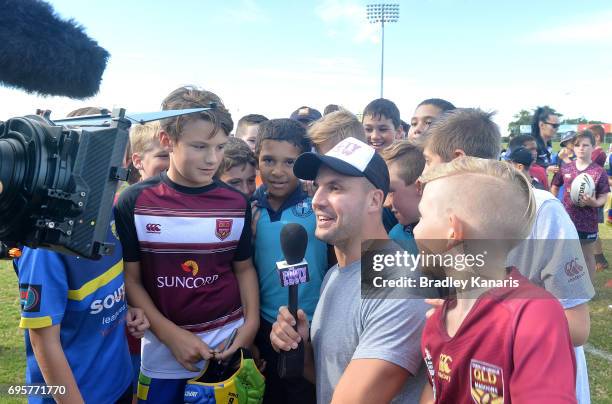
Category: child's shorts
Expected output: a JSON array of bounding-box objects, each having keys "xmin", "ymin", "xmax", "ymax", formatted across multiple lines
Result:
[
  {"xmin": 137, "ymin": 373, "xmax": 188, "ymax": 404},
  {"xmin": 131, "ymin": 353, "xmax": 141, "ymax": 393},
  {"xmin": 578, "ymin": 231, "xmax": 598, "ymax": 243}
]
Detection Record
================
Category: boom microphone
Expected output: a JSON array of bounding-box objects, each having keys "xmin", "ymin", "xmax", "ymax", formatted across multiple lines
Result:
[
  {"xmin": 0, "ymin": 0, "xmax": 109, "ymax": 98},
  {"xmin": 277, "ymin": 223, "xmax": 309, "ymax": 379}
]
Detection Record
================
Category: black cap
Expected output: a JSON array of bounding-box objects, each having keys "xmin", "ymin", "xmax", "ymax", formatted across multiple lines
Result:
[
  {"xmin": 560, "ymin": 131, "xmax": 577, "ymax": 147},
  {"xmin": 293, "ymin": 137, "xmax": 390, "ymax": 196},
  {"xmin": 290, "ymin": 106, "xmax": 322, "ymax": 125},
  {"xmin": 507, "ymin": 146, "xmax": 534, "ymax": 166}
]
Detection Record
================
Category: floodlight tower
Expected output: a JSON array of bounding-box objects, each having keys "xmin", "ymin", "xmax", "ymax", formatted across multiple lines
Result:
[{"xmin": 366, "ymin": 3, "xmax": 399, "ymax": 98}]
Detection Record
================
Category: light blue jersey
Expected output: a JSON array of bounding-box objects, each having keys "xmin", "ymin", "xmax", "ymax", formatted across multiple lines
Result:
[
  {"xmin": 253, "ymin": 186, "xmax": 328, "ymax": 323},
  {"xmin": 388, "ymin": 223, "xmax": 419, "ymax": 254},
  {"xmin": 15, "ymin": 219, "xmax": 132, "ymax": 404}
]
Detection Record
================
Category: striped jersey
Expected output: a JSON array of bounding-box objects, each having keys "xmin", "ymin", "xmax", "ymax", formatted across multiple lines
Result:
[{"xmin": 114, "ymin": 172, "xmax": 252, "ymax": 378}]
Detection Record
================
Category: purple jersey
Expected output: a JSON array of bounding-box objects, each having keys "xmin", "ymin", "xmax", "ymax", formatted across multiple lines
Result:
[{"xmin": 552, "ymin": 161, "xmax": 610, "ymax": 233}]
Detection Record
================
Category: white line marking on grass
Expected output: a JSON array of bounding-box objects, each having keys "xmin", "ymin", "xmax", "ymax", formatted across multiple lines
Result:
[{"xmin": 585, "ymin": 344, "xmax": 612, "ymax": 362}]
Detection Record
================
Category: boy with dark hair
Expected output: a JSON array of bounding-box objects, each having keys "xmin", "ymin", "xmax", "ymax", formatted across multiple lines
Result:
[
  {"xmin": 381, "ymin": 140, "xmax": 424, "ymax": 247},
  {"xmin": 323, "ymin": 104, "xmax": 340, "ymax": 115},
  {"xmin": 407, "ymin": 98, "xmax": 455, "ymax": 140},
  {"xmin": 252, "ymin": 118, "xmax": 328, "ymax": 404},
  {"xmin": 508, "ymin": 134, "xmax": 548, "ymax": 189},
  {"xmin": 417, "ymin": 157, "xmax": 577, "ymax": 403},
  {"xmin": 115, "ymin": 86, "xmax": 260, "ymax": 404},
  {"xmin": 361, "ymin": 98, "xmax": 401, "ymax": 152},
  {"xmin": 216, "ymin": 137, "xmax": 257, "ymax": 199},
  {"xmin": 506, "ymin": 146, "xmax": 545, "ymax": 190},
  {"xmin": 551, "ymin": 130, "xmax": 610, "ymax": 281},
  {"xmin": 424, "ymin": 111, "xmax": 595, "ymax": 403},
  {"xmin": 235, "ymin": 113, "xmax": 268, "ymax": 152}
]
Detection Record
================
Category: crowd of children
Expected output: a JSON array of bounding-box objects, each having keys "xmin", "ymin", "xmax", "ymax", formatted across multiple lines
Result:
[{"xmin": 12, "ymin": 84, "xmax": 606, "ymax": 404}]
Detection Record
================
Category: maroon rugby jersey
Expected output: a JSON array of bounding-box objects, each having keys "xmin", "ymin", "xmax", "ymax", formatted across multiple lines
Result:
[
  {"xmin": 551, "ymin": 161, "xmax": 610, "ymax": 233},
  {"xmin": 114, "ymin": 172, "xmax": 252, "ymax": 332},
  {"xmin": 421, "ymin": 269, "xmax": 576, "ymax": 403}
]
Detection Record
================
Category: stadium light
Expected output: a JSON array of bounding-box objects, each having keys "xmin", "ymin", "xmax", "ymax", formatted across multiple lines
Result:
[{"xmin": 366, "ymin": 3, "xmax": 400, "ymax": 98}]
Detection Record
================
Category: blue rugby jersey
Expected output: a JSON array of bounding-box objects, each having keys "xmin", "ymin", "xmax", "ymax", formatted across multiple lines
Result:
[
  {"xmin": 253, "ymin": 185, "xmax": 328, "ymax": 323},
  {"xmin": 388, "ymin": 223, "xmax": 419, "ymax": 254},
  {"xmin": 15, "ymin": 219, "xmax": 131, "ymax": 404}
]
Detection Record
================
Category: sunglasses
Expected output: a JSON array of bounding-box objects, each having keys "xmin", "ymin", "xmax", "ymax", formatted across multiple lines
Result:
[{"xmin": 543, "ymin": 121, "xmax": 560, "ymax": 129}]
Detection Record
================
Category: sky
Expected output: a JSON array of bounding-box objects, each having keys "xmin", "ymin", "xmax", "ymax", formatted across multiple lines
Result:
[{"xmin": 1, "ymin": 0, "xmax": 612, "ymax": 134}]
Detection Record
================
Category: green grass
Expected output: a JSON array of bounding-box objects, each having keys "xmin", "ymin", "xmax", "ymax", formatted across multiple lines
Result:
[{"xmin": 1, "ymin": 239, "xmax": 611, "ymax": 401}]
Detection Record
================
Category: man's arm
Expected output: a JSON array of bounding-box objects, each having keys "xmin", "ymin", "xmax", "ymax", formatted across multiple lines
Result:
[
  {"xmin": 124, "ymin": 261, "xmax": 213, "ymax": 371},
  {"xmin": 270, "ymin": 307, "xmax": 315, "ymax": 383},
  {"xmin": 564, "ymin": 303, "xmax": 590, "ymax": 346},
  {"xmin": 331, "ymin": 359, "xmax": 410, "ymax": 404},
  {"xmin": 29, "ymin": 325, "xmax": 83, "ymax": 404}
]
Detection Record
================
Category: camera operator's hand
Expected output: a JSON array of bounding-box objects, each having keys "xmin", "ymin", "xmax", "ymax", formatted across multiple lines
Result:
[
  {"xmin": 270, "ymin": 306, "xmax": 309, "ymax": 353},
  {"xmin": 165, "ymin": 326, "xmax": 214, "ymax": 372},
  {"xmin": 126, "ymin": 306, "xmax": 150, "ymax": 339},
  {"xmin": 0, "ymin": 180, "xmax": 3, "ymax": 195}
]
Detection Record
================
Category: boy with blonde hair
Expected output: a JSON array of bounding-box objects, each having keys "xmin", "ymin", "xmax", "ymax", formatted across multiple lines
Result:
[
  {"xmin": 381, "ymin": 140, "xmax": 424, "ymax": 246},
  {"xmin": 417, "ymin": 157, "xmax": 577, "ymax": 403},
  {"xmin": 130, "ymin": 121, "xmax": 169, "ymax": 182},
  {"xmin": 308, "ymin": 110, "xmax": 366, "ymax": 154},
  {"xmin": 216, "ymin": 136, "xmax": 257, "ymax": 199},
  {"xmin": 115, "ymin": 86, "xmax": 259, "ymax": 403},
  {"xmin": 423, "ymin": 109, "xmax": 594, "ymax": 403}
]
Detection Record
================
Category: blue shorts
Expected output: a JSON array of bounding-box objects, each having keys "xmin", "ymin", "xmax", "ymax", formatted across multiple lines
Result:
[
  {"xmin": 131, "ymin": 354, "xmax": 141, "ymax": 394},
  {"xmin": 137, "ymin": 373, "xmax": 188, "ymax": 404}
]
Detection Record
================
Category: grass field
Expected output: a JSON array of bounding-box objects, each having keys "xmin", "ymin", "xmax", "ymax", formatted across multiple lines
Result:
[{"xmin": 0, "ymin": 231, "xmax": 610, "ymax": 402}]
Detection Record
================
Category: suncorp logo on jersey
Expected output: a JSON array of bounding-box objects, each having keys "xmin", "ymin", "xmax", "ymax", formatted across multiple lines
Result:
[
  {"xmin": 90, "ymin": 284, "xmax": 126, "ymax": 314},
  {"xmin": 156, "ymin": 260, "xmax": 219, "ymax": 289}
]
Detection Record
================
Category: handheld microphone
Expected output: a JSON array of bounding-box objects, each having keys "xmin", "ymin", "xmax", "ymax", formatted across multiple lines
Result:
[
  {"xmin": 0, "ymin": 0, "xmax": 110, "ymax": 98},
  {"xmin": 277, "ymin": 223, "xmax": 309, "ymax": 379}
]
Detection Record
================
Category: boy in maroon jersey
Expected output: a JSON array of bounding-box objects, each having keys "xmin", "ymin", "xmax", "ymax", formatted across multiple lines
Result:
[
  {"xmin": 114, "ymin": 86, "xmax": 259, "ymax": 403},
  {"xmin": 551, "ymin": 129, "xmax": 610, "ymax": 282},
  {"xmin": 416, "ymin": 157, "xmax": 576, "ymax": 403}
]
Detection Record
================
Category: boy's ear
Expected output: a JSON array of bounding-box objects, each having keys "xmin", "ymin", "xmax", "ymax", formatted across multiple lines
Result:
[
  {"xmin": 159, "ymin": 130, "xmax": 173, "ymax": 152},
  {"xmin": 447, "ymin": 213, "xmax": 464, "ymax": 244},
  {"xmin": 453, "ymin": 149, "xmax": 466, "ymax": 159},
  {"xmin": 131, "ymin": 152, "xmax": 143, "ymax": 170}
]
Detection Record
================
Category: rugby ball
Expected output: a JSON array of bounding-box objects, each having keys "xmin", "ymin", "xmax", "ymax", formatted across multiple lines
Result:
[{"xmin": 570, "ymin": 173, "xmax": 595, "ymax": 207}]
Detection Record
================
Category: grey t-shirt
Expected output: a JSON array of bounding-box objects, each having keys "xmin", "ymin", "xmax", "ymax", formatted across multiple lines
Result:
[{"xmin": 310, "ymin": 260, "xmax": 428, "ymax": 403}]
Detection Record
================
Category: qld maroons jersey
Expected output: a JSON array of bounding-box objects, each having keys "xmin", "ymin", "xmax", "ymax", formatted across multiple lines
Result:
[
  {"xmin": 114, "ymin": 173, "xmax": 252, "ymax": 331},
  {"xmin": 421, "ymin": 269, "xmax": 576, "ymax": 404}
]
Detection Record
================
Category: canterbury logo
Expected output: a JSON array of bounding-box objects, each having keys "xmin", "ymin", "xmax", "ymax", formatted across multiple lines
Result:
[
  {"xmin": 564, "ymin": 258, "xmax": 584, "ymax": 277},
  {"xmin": 439, "ymin": 354, "xmax": 452, "ymax": 375},
  {"xmin": 146, "ymin": 223, "xmax": 161, "ymax": 233}
]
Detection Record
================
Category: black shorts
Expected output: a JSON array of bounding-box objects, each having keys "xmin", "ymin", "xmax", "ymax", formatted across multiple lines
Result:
[{"xmin": 578, "ymin": 231, "xmax": 598, "ymax": 243}]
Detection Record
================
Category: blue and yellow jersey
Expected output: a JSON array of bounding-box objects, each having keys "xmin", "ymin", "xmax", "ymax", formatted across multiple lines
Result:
[
  {"xmin": 15, "ymin": 218, "xmax": 132, "ymax": 404},
  {"xmin": 253, "ymin": 185, "xmax": 328, "ymax": 323}
]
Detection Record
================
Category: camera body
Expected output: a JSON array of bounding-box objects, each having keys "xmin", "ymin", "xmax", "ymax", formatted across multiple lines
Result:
[{"xmin": 0, "ymin": 112, "xmax": 129, "ymax": 259}]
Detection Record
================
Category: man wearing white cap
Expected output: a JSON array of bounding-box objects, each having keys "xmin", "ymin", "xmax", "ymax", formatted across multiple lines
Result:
[{"xmin": 270, "ymin": 137, "xmax": 428, "ymax": 403}]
